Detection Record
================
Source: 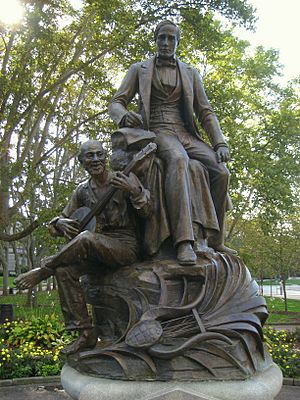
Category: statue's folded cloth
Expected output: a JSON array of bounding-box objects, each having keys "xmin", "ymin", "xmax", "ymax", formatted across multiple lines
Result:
[{"xmin": 110, "ymin": 127, "xmax": 230, "ymax": 258}]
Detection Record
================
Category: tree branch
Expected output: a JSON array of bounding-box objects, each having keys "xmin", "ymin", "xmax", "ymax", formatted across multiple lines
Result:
[{"xmin": 0, "ymin": 220, "xmax": 39, "ymax": 242}]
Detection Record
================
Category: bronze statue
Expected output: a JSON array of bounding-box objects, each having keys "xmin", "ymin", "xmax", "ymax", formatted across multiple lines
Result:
[
  {"xmin": 15, "ymin": 140, "xmax": 152, "ymax": 354},
  {"xmin": 109, "ymin": 20, "xmax": 236, "ymax": 265},
  {"xmin": 14, "ymin": 22, "xmax": 277, "ymax": 391},
  {"xmin": 109, "ymin": 128, "xmax": 221, "ymax": 260}
]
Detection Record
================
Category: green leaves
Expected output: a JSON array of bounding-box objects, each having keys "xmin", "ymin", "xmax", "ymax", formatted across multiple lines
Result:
[{"xmin": 0, "ymin": 0, "xmax": 298, "ymax": 275}]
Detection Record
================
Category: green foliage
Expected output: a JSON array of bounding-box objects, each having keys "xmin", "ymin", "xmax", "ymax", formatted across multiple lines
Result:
[
  {"xmin": 0, "ymin": 316, "xmax": 75, "ymax": 379},
  {"xmin": 35, "ymin": 361, "xmax": 62, "ymax": 377},
  {"xmin": 0, "ymin": 290, "xmax": 63, "ymax": 320},
  {"xmin": 264, "ymin": 328, "xmax": 300, "ymax": 378},
  {"xmin": 0, "ymin": 277, "xmax": 15, "ymax": 288},
  {"xmin": 230, "ymin": 217, "xmax": 300, "ymax": 286},
  {"xmin": 0, "ymin": 339, "xmax": 64, "ymax": 379},
  {"xmin": 0, "ymin": 0, "xmax": 298, "ymax": 285},
  {"xmin": 4, "ymin": 314, "xmax": 71, "ymax": 348},
  {"xmin": 0, "ymin": 0, "xmax": 257, "ymax": 238},
  {"xmin": 1, "ymin": 314, "xmax": 75, "ymax": 348}
]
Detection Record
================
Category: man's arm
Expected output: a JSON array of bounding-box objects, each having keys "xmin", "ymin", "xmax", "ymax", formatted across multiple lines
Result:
[
  {"xmin": 109, "ymin": 63, "xmax": 143, "ymax": 128},
  {"xmin": 192, "ymin": 69, "xmax": 230, "ymax": 162},
  {"xmin": 110, "ymin": 172, "xmax": 152, "ymax": 218},
  {"xmin": 48, "ymin": 187, "xmax": 81, "ymax": 239}
]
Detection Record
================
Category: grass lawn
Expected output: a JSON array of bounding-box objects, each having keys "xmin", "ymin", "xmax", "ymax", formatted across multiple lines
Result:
[
  {"xmin": 1, "ymin": 289, "xmax": 300, "ymax": 324},
  {"xmin": 262, "ymin": 278, "xmax": 300, "ymax": 286},
  {"xmin": 285, "ymin": 278, "xmax": 300, "ymax": 285},
  {"xmin": 266, "ymin": 312, "xmax": 300, "ymax": 324},
  {"xmin": 265, "ymin": 297, "xmax": 300, "ymax": 324},
  {"xmin": 0, "ymin": 276, "xmax": 16, "ymax": 288},
  {"xmin": 265, "ymin": 297, "xmax": 300, "ymax": 312},
  {"xmin": 0, "ymin": 290, "xmax": 63, "ymax": 320}
]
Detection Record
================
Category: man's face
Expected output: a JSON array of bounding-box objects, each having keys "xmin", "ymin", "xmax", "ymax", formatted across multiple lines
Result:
[
  {"xmin": 81, "ymin": 142, "xmax": 106, "ymax": 176},
  {"xmin": 156, "ymin": 24, "xmax": 178, "ymax": 59}
]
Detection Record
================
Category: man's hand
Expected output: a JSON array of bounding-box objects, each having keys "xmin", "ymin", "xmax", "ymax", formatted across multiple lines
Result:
[
  {"xmin": 123, "ymin": 111, "xmax": 143, "ymax": 128},
  {"xmin": 216, "ymin": 146, "xmax": 230, "ymax": 163},
  {"xmin": 110, "ymin": 172, "xmax": 141, "ymax": 197},
  {"xmin": 56, "ymin": 218, "xmax": 80, "ymax": 240}
]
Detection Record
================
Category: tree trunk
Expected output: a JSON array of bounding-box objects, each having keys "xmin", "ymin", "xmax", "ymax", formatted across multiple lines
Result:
[
  {"xmin": 0, "ymin": 244, "xmax": 9, "ymax": 296},
  {"xmin": 0, "ymin": 149, "xmax": 10, "ymax": 297},
  {"xmin": 46, "ymin": 278, "xmax": 52, "ymax": 291},
  {"xmin": 11, "ymin": 240, "xmax": 22, "ymax": 276},
  {"xmin": 259, "ymin": 272, "xmax": 264, "ymax": 296},
  {"xmin": 281, "ymin": 276, "xmax": 288, "ymax": 312},
  {"xmin": 26, "ymin": 234, "xmax": 38, "ymax": 307}
]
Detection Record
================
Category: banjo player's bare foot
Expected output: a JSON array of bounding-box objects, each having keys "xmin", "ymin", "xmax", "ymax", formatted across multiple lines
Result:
[{"xmin": 15, "ymin": 267, "xmax": 53, "ymax": 290}]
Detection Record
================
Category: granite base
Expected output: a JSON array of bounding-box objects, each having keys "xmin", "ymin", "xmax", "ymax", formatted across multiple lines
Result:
[{"xmin": 61, "ymin": 363, "xmax": 282, "ymax": 400}]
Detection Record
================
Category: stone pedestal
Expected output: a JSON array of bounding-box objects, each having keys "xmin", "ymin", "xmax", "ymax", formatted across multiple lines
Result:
[{"xmin": 61, "ymin": 363, "xmax": 283, "ymax": 400}]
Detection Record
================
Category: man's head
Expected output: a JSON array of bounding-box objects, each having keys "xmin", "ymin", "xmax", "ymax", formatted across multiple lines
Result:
[
  {"xmin": 78, "ymin": 140, "xmax": 106, "ymax": 176},
  {"xmin": 154, "ymin": 20, "xmax": 180, "ymax": 59}
]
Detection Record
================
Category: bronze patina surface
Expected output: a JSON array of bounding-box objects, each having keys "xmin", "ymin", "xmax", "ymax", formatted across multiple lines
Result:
[{"xmin": 15, "ymin": 21, "xmax": 272, "ymax": 383}]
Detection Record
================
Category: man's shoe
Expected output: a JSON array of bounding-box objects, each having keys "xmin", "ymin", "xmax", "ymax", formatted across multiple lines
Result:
[
  {"xmin": 177, "ymin": 242, "xmax": 197, "ymax": 265},
  {"xmin": 210, "ymin": 243, "xmax": 237, "ymax": 255},
  {"xmin": 193, "ymin": 238, "xmax": 215, "ymax": 257}
]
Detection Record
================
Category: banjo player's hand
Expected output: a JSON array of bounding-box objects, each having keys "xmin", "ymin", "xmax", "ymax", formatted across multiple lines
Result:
[
  {"xmin": 110, "ymin": 172, "xmax": 141, "ymax": 197},
  {"xmin": 56, "ymin": 218, "xmax": 80, "ymax": 240}
]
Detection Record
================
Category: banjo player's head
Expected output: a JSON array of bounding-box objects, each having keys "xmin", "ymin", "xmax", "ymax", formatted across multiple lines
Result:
[{"xmin": 78, "ymin": 140, "xmax": 106, "ymax": 176}]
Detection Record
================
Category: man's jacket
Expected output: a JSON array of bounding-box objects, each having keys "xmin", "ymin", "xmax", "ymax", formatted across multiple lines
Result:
[{"xmin": 109, "ymin": 56, "xmax": 227, "ymax": 148}]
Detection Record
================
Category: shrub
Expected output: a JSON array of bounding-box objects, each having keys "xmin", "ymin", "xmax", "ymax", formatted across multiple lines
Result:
[
  {"xmin": 1, "ymin": 314, "xmax": 75, "ymax": 348},
  {"xmin": 0, "ymin": 315, "xmax": 75, "ymax": 379},
  {"xmin": 0, "ymin": 340, "xmax": 64, "ymax": 379},
  {"xmin": 264, "ymin": 327, "xmax": 300, "ymax": 378}
]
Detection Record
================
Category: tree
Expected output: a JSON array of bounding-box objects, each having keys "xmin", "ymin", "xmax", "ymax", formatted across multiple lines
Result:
[
  {"xmin": 0, "ymin": 1, "xmax": 257, "ymax": 237},
  {"xmin": 0, "ymin": 1, "xmax": 257, "ymax": 293},
  {"xmin": 1, "ymin": 0, "xmax": 298, "ymax": 299},
  {"xmin": 231, "ymin": 215, "xmax": 300, "ymax": 310}
]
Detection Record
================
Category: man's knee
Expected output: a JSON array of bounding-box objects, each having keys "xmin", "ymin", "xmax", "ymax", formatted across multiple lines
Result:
[
  {"xmin": 55, "ymin": 266, "xmax": 70, "ymax": 280},
  {"xmin": 76, "ymin": 230, "xmax": 95, "ymax": 249},
  {"xmin": 214, "ymin": 164, "xmax": 230, "ymax": 181},
  {"xmin": 160, "ymin": 149, "xmax": 189, "ymax": 170}
]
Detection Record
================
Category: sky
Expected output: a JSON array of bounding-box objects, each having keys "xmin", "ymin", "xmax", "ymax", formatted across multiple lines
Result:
[{"xmin": 234, "ymin": 0, "xmax": 300, "ymax": 82}]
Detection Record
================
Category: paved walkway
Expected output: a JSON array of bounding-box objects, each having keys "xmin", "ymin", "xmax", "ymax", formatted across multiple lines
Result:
[
  {"xmin": 262, "ymin": 285, "xmax": 300, "ymax": 300},
  {"xmin": 0, "ymin": 382, "xmax": 299, "ymax": 400},
  {"xmin": 0, "ymin": 383, "xmax": 69, "ymax": 400},
  {"xmin": 275, "ymin": 384, "xmax": 300, "ymax": 399}
]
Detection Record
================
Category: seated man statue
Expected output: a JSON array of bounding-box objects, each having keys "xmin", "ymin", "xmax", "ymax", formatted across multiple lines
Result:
[
  {"xmin": 110, "ymin": 128, "xmax": 221, "ymax": 260},
  {"xmin": 15, "ymin": 140, "xmax": 151, "ymax": 355},
  {"xmin": 109, "ymin": 20, "xmax": 236, "ymax": 265}
]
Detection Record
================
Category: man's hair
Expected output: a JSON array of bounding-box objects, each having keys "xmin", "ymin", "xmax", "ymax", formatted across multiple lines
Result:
[
  {"xmin": 154, "ymin": 20, "xmax": 180, "ymax": 42},
  {"xmin": 77, "ymin": 140, "xmax": 105, "ymax": 163}
]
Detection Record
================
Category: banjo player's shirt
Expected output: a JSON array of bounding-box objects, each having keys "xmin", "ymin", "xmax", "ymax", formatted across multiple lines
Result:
[{"xmin": 48, "ymin": 172, "xmax": 151, "ymax": 237}]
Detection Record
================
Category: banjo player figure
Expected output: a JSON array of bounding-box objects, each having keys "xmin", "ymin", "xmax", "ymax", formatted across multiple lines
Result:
[{"xmin": 15, "ymin": 139, "xmax": 152, "ymax": 355}]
